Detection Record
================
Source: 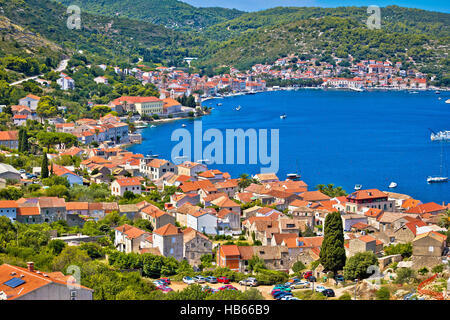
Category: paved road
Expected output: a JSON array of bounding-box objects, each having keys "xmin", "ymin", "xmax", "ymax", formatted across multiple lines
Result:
[{"xmin": 9, "ymin": 58, "xmax": 69, "ymax": 86}]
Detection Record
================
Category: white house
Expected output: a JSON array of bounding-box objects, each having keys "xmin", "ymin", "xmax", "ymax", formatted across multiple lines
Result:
[
  {"xmin": 186, "ymin": 210, "xmax": 218, "ymax": 235},
  {"xmin": 57, "ymin": 76, "xmax": 75, "ymax": 90},
  {"xmin": 51, "ymin": 165, "xmax": 83, "ymax": 186},
  {"xmin": 111, "ymin": 177, "xmax": 142, "ymax": 197}
]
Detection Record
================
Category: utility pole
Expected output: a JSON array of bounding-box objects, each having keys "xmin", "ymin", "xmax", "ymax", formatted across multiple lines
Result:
[{"xmin": 354, "ymin": 279, "xmax": 358, "ymax": 300}]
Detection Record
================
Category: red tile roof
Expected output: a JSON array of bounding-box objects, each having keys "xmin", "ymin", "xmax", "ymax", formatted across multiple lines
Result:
[{"xmin": 153, "ymin": 223, "xmax": 181, "ymax": 236}]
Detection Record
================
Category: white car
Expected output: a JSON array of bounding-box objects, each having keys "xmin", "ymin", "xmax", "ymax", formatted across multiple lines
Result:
[
  {"xmin": 290, "ymin": 281, "xmax": 310, "ymax": 289},
  {"xmin": 183, "ymin": 276, "xmax": 196, "ymax": 285},
  {"xmin": 193, "ymin": 276, "xmax": 206, "ymax": 283},
  {"xmin": 315, "ymin": 285, "xmax": 326, "ymax": 293}
]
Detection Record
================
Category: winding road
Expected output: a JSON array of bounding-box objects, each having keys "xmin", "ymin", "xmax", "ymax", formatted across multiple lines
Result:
[{"xmin": 9, "ymin": 58, "xmax": 69, "ymax": 86}]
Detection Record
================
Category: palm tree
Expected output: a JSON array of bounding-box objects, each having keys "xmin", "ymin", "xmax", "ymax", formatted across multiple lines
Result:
[
  {"xmin": 238, "ymin": 173, "xmax": 250, "ymax": 190},
  {"xmin": 439, "ymin": 209, "xmax": 450, "ymax": 229}
]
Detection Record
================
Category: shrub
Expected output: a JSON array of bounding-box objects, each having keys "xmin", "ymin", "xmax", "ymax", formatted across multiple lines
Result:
[
  {"xmin": 375, "ymin": 286, "xmax": 391, "ymax": 300},
  {"xmin": 431, "ymin": 264, "xmax": 445, "ymax": 274},
  {"xmin": 339, "ymin": 292, "xmax": 352, "ymax": 300},
  {"xmin": 394, "ymin": 268, "xmax": 416, "ymax": 284}
]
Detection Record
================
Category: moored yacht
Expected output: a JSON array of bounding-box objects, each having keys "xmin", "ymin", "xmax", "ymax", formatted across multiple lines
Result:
[{"xmin": 354, "ymin": 184, "xmax": 362, "ymax": 190}]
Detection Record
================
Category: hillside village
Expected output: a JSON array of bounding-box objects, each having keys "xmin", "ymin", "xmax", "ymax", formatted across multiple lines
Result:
[{"xmin": 0, "ymin": 49, "xmax": 449, "ymax": 300}]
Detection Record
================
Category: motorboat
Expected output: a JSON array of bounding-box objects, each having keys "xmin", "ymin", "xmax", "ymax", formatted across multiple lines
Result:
[
  {"xmin": 427, "ymin": 176, "xmax": 448, "ymax": 183},
  {"xmin": 388, "ymin": 182, "xmax": 397, "ymax": 188},
  {"xmin": 354, "ymin": 184, "xmax": 362, "ymax": 191},
  {"xmin": 280, "ymin": 114, "xmax": 287, "ymax": 119},
  {"xmin": 182, "ymin": 124, "xmax": 187, "ymax": 127},
  {"xmin": 430, "ymin": 130, "xmax": 450, "ymax": 141},
  {"xmin": 235, "ymin": 106, "xmax": 242, "ymax": 111}
]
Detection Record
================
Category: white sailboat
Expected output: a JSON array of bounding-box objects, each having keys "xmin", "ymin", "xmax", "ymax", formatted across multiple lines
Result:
[
  {"xmin": 427, "ymin": 141, "xmax": 448, "ymax": 184},
  {"xmin": 388, "ymin": 182, "xmax": 397, "ymax": 188}
]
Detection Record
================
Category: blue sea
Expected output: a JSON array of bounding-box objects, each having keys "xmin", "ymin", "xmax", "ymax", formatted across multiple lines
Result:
[{"xmin": 128, "ymin": 89, "xmax": 450, "ymax": 203}]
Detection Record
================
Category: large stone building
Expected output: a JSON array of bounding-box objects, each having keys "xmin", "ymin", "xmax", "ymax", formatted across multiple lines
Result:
[{"xmin": 152, "ymin": 223, "xmax": 184, "ymax": 261}]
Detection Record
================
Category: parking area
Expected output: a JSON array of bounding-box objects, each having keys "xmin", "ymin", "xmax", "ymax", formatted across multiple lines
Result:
[{"xmin": 169, "ymin": 281, "xmax": 276, "ymax": 300}]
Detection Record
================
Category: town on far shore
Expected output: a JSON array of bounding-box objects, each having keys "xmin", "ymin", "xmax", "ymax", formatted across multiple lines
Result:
[{"xmin": 0, "ymin": 55, "xmax": 448, "ymax": 302}]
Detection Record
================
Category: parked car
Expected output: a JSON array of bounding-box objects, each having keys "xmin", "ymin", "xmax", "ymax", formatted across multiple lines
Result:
[
  {"xmin": 217, "ymin": 276, "xmax": 230, "ymax": 284},
  {"xmin": 205, "ymin": 276, "xmax": 217, "ymax": 283},
  {"xmin": 156, "ymin": 285, "xmax": 173, "ymax": 293},
  {"xmin": 281, "ymin": 295, "xmax": 300, "ymax": 300},
  {"xmin": 193, "ymin": 275, "xmax": 207, "ymax": 283},
  {"xmin": 322, "ymin": 289, "xmax": 335, "ymax": 297},
  {"xmin": 315, "ymin": 285, "xmax": 326, "ymax": 293},
  {"xmin": 239, "ymin": 278, "xmax": 258, "ymax": 287},
  {"xmin": 334, "ymin": 275, "xmax": 345, "ymax": 283},
  {"xmin": 303, "ymin": 271, "xmax": 313, "ymax": 279},
  {"xmin": 219, "ymin": 285, "xmax": 237, "ymax": 291},
  {"xmin": 158, "ymin": 278, "xmax": 171, "ymax": 285},
  {"xmin": 273, "ymin": 291, "xmax": 292, "ymax": 300},
  {"xmin": 19, "ymin": 169, "xmax": 26, "ymax": 174},
  {"xmin": 153, "ymin": 280, "xmax": 166, "ymax": 286},
  {"xmin": 183, "ymin": 276, "xmax": 196, "ymax": 285},
  {"xmin": 290, "ymin": 281, "xmax": 310, "ymax": 289}
]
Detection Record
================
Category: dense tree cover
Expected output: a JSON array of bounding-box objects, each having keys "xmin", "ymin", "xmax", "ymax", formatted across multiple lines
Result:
[
  {"xmin": 316, "ymin": 184, "xmax": 347, "ymax": 197},
  {"xmin": 383, "ymin": 243, "xmax": 413, "ymax": 258},
  {"xmin": 320, "ymin": 212, "xmax": 346, "ymax": 273},
  {"xmin": 343, "ymin": 252, "xmax": 378, "ymax": 280},
  {"xmin": 57, "ymin": 0, "xmax": 243, "ymax": 31}
]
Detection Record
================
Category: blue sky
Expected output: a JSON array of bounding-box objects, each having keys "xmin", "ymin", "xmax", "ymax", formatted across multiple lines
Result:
[{"xmin": 183, "ymin": 0, "xmax": 449, "ymax": 13}]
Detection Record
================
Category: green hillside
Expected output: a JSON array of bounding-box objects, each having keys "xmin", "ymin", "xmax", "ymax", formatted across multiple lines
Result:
[{"xmin": 56, "ymin": 0, "xmax": 244, "ymax": 30}]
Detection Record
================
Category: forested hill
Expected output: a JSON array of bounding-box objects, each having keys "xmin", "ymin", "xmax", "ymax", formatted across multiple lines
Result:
[
  {"xmin": 0, "ymin": 0, "xmax": 205, "ymax": 66},
  {"xmin": 203, "ymin": 5, "xmax": 450, "ymax": 40},
  {"xmin": 56, "ymin": 0, "xmax": 244, "ymax": 30}
]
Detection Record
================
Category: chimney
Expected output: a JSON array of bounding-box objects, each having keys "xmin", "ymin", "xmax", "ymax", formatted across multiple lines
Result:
[{"xmin": 27, "ymin": 262, "xmax": 34, "ymax": 272}]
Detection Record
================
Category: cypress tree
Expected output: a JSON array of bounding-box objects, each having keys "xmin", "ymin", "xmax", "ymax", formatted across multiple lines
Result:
[
  {"xmin": 18, "ymin": 128, "xmax": 24, "ymax": 152},
  {"xmin": 320, "ymin": 211, "xmax": 346, "ymax": 273},
  {"xmin": 22, "ymin": 129, "xmax": 29, "ymax": 151},
  {"xmin": 41, "ymin": 152, "xmax": 49, "ymax": 179}
]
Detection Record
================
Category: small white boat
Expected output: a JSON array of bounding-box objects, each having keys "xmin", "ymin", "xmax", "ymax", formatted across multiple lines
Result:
[
  {"xmin": 217, "ymin": 103, "xmax": 222, "ymax": 106},
  {"xmin": 150, "ymin": 125, "xmax": 156, "ymax": 128},
  {"xmin": 427, "ymin": 176, "xmax": 448, "ymax": 183},
  {"xmin": 235, "ymin": 106, "xmax": 242, "ymax": 111},
  {"xmin": 354, "ymin": 184, "xmax": 362, "ymax": 191},
  {"xmin": 388, "ymin": 182, "xmax": 397, "ymax": 188},
  {"xmin": 181, "ymin": 124, "xmax": 186, "ymax": 127},
  {"xmin": 409, "ymin": 91, "xmax": 419, "ymax": 94},
  {"xmin": 280, "ymin": 114, "xmax": 287, "ymax": 119},
  {"xmin": 430, "ymin": 131, "xmax": 450, "ymax": 141},
  {"xmin": 435, "ymin": 91, "xmax": 440, "ymax": 94},
  {"xmin": 446, "ymin": 99, "xmax": 450, "ymax": 104}
]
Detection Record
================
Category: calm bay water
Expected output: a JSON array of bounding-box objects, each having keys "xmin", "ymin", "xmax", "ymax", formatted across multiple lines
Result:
[{"xmin": 128, "ymin": 89, "xmax": 450, "ymax": 203}]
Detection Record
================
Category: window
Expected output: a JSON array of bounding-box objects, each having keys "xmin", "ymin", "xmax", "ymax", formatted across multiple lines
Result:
[
  {"xmin": 172, "ymin": 237, "xmax": 176, "ymax": 243},
  {"xmin": 170, "ymin": 248, "xmax": 174, "ymax": 254},
  {"xmin": 70, "ymin": 290, "xmax": 77, "ymax": 300}
]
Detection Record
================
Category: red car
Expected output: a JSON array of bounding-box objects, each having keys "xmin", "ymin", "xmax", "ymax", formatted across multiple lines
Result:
[
  {"xmin": 156, "ymin": 285, "xmax": 173, "ymax": 293},
  {"xmin": 303, "ymin": 271, "xmax": 313, "ymax": 279},
  {"xmin": 158, "ymin": 278, "xmax": 171, "ymax": 285},
  {"xmin": 219, "ymin": 285, "xmax": 237, "ymax": 291},
  {"xmin": 217, "ymin": 277, "xmax": 230, "ymax": 284}
]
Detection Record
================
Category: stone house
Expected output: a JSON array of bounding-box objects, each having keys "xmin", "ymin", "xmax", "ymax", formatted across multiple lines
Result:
[
  {"xmin": 182, "ymin": 227, "xmax": 212, "ymax": 266},
  {"xmin": 152, "ymin": 223, "xmax": 184, "ymax": 261}
]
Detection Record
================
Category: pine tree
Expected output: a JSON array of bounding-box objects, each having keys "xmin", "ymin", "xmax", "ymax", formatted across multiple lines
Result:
[
  {"xmin": 18, "ymin": 128, "xmax": 24, "ymax": 152},
  {"xmin": 41, "ymin": 152, "xmax": 49, "ymax": 179},
  {"xmin": 320, "ymin": 211, "xmax": 346, "ymax": 273}
]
